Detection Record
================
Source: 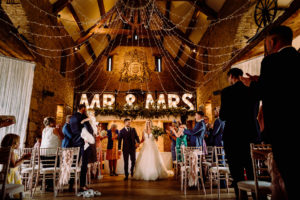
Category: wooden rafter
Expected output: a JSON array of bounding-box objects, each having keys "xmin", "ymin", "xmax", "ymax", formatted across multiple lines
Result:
[
  {"xmin": 97, "ymin": 0, "xmax": 105, "ymax": 16},
  {"xmin": 52, "ymin": 0, "xmax": 73, "ymax": 14},
  {"xmin": 174, "ymin": 44, "xmax": 184, "ymax": 62},
  {"xmin": 161, "ymin": 0, "xmax": 171, "ymax": 43},
  {"xmin": 76, "ymin": 7, "xmax": 116, "ymax": 45},
  {"xmin": 156, "ymin": 8, "xmax": 196, "ymax": 49},
  {"xmin": 185, "ymin": 8, "xmax": 199, "ymax": 38},
  {"xmin": 189, "ymin": 0, "xmax": 217, "ymax": 20},
  {"xmin": 67, "ymin": 4, "xmax": 96, "ymax": 60},
  {"xmin": 155, "ymin": 0, "xmax": 217, "ymax": 20}
]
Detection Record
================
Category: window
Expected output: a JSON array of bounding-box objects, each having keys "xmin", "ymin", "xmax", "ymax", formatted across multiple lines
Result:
[
  {"xmin": 60, "ymin": 51, "xmax": 67, "ymax": 77},
  {"xmin": 107, "ymin": 56, "xmax": 113, "ymax": 71},
  {"xmin": 155, "ymin": 56, "xmax": 162, "ymax": 72}
]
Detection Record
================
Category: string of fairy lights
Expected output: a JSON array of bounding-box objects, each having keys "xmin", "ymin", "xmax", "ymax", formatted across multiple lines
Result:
[{"xmin": 1, "ymin": 0, "xmax": 258, "ymax": 99}]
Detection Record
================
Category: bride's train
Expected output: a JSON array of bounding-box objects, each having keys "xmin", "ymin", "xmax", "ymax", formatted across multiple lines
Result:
[{"xmin": 133, "ymin": 132, "xmax": 173, "ymax": 181}]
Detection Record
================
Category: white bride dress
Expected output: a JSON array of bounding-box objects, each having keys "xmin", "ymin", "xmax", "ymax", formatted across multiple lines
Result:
[{"xmin": 133, "ymin": 132, "xmax": 173, "ymax": 181}]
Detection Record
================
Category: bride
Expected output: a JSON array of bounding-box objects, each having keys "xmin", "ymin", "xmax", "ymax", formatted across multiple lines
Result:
[{"xmin": 134, "ymin": 120, "xmax": 172, "ymax": 181}]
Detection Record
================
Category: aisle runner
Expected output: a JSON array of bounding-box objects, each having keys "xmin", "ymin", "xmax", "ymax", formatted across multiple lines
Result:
[
  {"xmin": 0, "ymin": 55, "xmax": 35, "ymax": 147},
  {"xmin": 104, "ymin": 152, "xmax": 173, "ymax": 174}
]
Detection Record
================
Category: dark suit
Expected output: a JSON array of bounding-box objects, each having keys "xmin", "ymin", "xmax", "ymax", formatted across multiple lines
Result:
[
  {"xmin": 211, "ymin": 118, "xmax": 225, "ymax": 147},
  {"xmin": 220, "ymin": 81, "xmax": 260, "ymax": 197},
  {"xmin": 118, "ymin": 127, "xmax": 140, "ymax": 177},
  {"xmin": 184, "ymin": 120, "xmax": 206, "ymax": 147},
  {"xmin": 62, "ymin": 123, "xmax": 72, "ymax": 148},
  {"xmin": 69, "ymin": 112, "xmax": 94, "ymax": 187},
  {"xmin": 250, "ymin": 47, "xmax": 300, "ymax": 199}
]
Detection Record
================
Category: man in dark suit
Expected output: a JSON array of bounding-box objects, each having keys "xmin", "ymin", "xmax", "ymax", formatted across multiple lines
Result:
[
  {"xmin": 118, "ymin": 118, "xmax": 140, "ymax": 180},
  {"xmin": 220, "ymin": 68, "xmax": 260, "ymax": 199},
  {"xmin": 69, "ymin": 104, "xmax": 94, "ymax": 191},
  {"xmin": 184, "ymin": 111, "xmax": 206, "ymax": 147},
  {"xmin": 211, "ymin": 107, "xmax": 225, "ymax": 147},
  {"xmin": 241, "ymin": 26, "xmax": 300, "ymax": 199}
]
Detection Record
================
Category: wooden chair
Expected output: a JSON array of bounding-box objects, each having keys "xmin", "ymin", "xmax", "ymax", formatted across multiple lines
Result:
[
  {"xmin": 0, "ymin": 147, "xmax": 24, "ymax": 199},
  {"xmin": 181, "ymin": 146, "xmax": 205, "ymax": 195},
  {"xmin": 19, "ymin": 148, "xmax": 33, "ymax": 191},
  {"xmin": 54, "ymin": 147, "xmax": 80, "ymax": 196},
  {"xmin": 202, "ymin": 146, "xmax": 214, "ymax": 179},
  {"xmin": 209, "ymin": 146, "xmax": 230, "ymax": 198},
  {"xmin": 27, "ymin": 148, "xmax": 40, "ymax": 197},
  {"xmin": 39, "ymin": 148, "xmax": 58, "ymax": 192},
  {"xmin": 237, "ymin": 143, "xmax": 272, "ymax": 200}
]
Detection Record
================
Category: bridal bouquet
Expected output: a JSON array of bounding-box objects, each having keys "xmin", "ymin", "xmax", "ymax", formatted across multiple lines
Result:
[{"xmin": 151, "ymin": 126, "xmax": 166, "ymax": 140}]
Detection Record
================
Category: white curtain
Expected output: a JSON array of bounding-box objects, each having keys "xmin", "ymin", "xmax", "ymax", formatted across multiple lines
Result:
[
  {"xmin": 0, "ymin": 55, "xmax": 35, "ymax": 147},
  {"xmin": 232, "ymin": 55, "xmax": 263, "ymax": 76}
]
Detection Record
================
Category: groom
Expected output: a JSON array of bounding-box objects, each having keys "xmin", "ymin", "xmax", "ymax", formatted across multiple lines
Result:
[{"xmin": 118, "ymin": 118, "xmax": 140, "ymax": 180}]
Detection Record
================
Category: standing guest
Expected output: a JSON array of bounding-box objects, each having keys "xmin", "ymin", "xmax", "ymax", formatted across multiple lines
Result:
[
  {"xmin": 69, "ymin": 104, "xmax": 94, "ymax": 191},
  {"xmin": 166, "ymin": 120, "xmax": 178, "ymax": 162},
  {"xmin": 220, "ymin": 68, "xmax": 259, "ymax": 199},
  {"xmin": 33, "ymin": 134, "xmax": 42, "ymax": 149},
  {"xmin": 62, "ymin": 115, "xmax": 72, "ymax": 148},
  {"xmin": 40, "ymin": 117, "xmax": 64, "ymax": 191},
  {"xmin": 183, "ymin": 111, "xmax": 206, "ymax": 148},
  {"xmin": 106, "ymin": 124, "xmax": 120, "ymax": 176},
  {"xmin": 211, "ymin": 107, "xmax": 225, "ymax": 147},
  {"xmin": 204, "ymin": 116, "xmax": 213, "ymax": 146},
  {"xmin": 170, "ymin": 125, "xmax": 187, "ymax": 162},
  {"xmin": 241, "ymin": 26, "xmax": 300, "ymax": 199}
]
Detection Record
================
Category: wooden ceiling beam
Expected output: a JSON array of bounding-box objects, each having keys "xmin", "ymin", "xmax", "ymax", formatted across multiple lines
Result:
[
  {"xmin": 188, "ymin": 0, "xmax": 217, "ymax": 20},
  {"xmin": 67, "ymin": 4, "xmax": 96, "ymax": 60},
  {"xmin": 0, "ymin": 4, "xmax": 34, "ymax": 61},
  {"xmin": 52, "ymin": 0, "xmax": 73, "ymax": 15},
  {"xmin": 185, "ymin": 8, "xmax": 199, "ymax": 38},
  {"xmin": 156, "ymin": 9, "xmax": 196, "ymax": 50},
  {"xmin": 161, "ymin": 0, "xmax": 171, "ymax": 44},
  {"xmin": 76, "ymin": 6, "xmax": 116, "ymax": 45},
  {"xmin": 97, "ymin": 0, "xmax": 105, "ymax": 16}
]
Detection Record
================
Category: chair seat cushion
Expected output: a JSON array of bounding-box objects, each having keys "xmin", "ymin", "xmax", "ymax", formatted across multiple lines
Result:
[
  {"xmin": 0, "ymin": 184, "xmax": 24, "ymax": 194},
  {"xmin": 202, "ymin": 162, "xmax": 212, "ymax": 167},
  {"xmin": 40, "ymin": 167, "xmax": 59, "ymax": 173},
  {"xmin": 237, "ymin": 180, "xmax": 271, "ymax": 192},
  {"xmin": 209, "ymin": 166, "xmax": 230, "ymax": 174}
]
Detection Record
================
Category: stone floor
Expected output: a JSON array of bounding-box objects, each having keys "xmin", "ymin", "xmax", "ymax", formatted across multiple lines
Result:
[{"xmin": 25, "ymin": 175, "xmax": 238, "ymax": 200}]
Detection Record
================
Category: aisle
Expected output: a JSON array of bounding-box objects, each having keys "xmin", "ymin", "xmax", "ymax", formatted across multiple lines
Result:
[{"xmin": 25, "ymin": 175, "xmax": 237, "ymax": 200}]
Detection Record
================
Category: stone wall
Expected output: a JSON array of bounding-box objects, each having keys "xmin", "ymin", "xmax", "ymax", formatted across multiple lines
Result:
[
  {"xmin": 194, "ymin": 0, "xmax": 258, "ymax": 123},
  {"xmin": 26, "ymin": 62, "xmax": 74, "ymax": 147}
]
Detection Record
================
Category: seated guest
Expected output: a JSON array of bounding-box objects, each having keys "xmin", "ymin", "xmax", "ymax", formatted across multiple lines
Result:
[
  {"xmin": 220, "ymin": 68, "xmax": 259, "ymax": 199},
  {"xmin": 40, "ymin": 117, "xmax": 64, "ymax": 191},
  {"xmin": 211, "ymin": 107, "xmax": 225, "ymax": 147},
  {"xmin": 183, "ymin": 111, "xmax": 206, "ymax": 148},
  {"xmin": 106, "ymin": 124, "xmax": 120, "ymax": 176},
  {"xmin": 62, "ymin": 115, "xmax": 72, "ymax": 148},
  {"xmin": 1, "ymin": 133, "xmax": 31, "ymax": 198}
]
